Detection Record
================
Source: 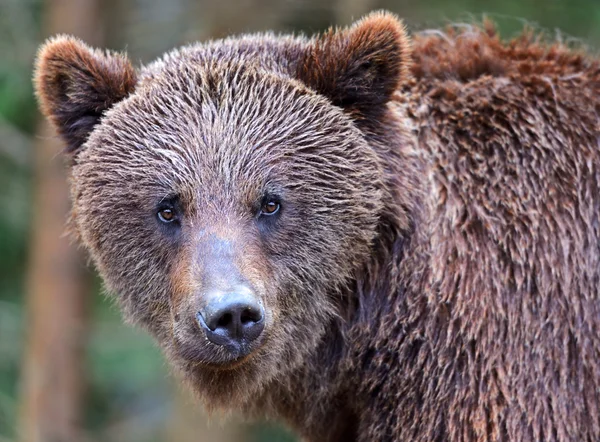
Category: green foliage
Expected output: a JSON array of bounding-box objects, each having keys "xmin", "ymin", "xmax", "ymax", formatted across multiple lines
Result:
[{"xmin": 85, "ymin": 289, "xmax": 171, "ymax": 435}]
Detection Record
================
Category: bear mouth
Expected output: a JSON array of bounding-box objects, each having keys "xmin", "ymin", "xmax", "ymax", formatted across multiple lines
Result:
[{"xmin": 172, "ymin": 332, "xmax": 267, "ymax": 369}]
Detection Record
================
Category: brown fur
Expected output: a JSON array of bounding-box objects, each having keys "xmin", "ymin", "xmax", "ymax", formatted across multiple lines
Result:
[
  {"xmin": 35, "ymin": 36, "xmax": 137, "ymax": 153},
  {"xmin": 34, "ymin": 11, "xmax": 600, "ymax": 441}
]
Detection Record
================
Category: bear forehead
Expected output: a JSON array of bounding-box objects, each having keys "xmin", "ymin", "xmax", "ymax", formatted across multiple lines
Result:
[
  {"xmin": 78, "ymin": 53, "xmax": 367, "ymax": 197},
  {"xmin": 139, "ymin": 33, "xmax": 308, "ymax": 85},
  {"xmin": 94, "ymin": 60, "xmax": 356, "ymax": 157}
]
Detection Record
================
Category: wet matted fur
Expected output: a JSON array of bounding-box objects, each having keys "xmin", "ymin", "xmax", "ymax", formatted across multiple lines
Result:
[{"xmin": 34, "ymin": 11, "xmax": 600, "ymax": 442}]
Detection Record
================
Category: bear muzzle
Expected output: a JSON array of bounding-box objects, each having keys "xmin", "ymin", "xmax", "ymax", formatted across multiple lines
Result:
[{"xmin": 170, "ymin": 233, "xmax": 272, "ymax": 365}]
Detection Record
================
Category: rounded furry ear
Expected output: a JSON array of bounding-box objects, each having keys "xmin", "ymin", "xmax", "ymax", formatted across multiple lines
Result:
[
  {"xmin": 34, "ymin": 35, "xmax": 137, "ymax": 155},
  {"xmin": 297, "ymin": 11, "xmax": 411, "ymax": 120}
]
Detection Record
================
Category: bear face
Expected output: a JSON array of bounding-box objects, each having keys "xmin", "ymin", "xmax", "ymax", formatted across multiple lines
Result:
[{"xmin": 34, "ymin": 12, "xmax": 411, "ymax": 407}]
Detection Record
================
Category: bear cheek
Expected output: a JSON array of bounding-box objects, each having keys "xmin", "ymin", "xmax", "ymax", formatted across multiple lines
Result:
[
  {"xmin": 71, "ymin": 176, "xmax": 173, "ymax": 325},
  {"xmin": 168, "ymin": 247, "xmax": 200, "ymax": 321}
]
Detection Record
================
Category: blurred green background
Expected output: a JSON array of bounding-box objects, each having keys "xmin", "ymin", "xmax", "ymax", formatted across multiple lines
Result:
[{"xmin": 1, "ymin": 0, "xmax": 599, "ymax": 441}]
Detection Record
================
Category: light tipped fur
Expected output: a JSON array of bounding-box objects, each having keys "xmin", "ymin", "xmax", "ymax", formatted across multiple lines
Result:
[
  {"xmin": 34, "ymin": 12, "xmax": 600, "ymax": 442},
  {"xmin": 298, "ymin": 11, "xmax": 411, "ymax": 121},
  {"xmin": 34, "ymin": 35, "xmax": 137, "ymax": 154}
]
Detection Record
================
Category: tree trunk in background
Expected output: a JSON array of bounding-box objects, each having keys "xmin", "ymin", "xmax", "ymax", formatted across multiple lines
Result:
[{"xmin": 17, "ymin": 1, "xmax": 102, "ymax": 441}]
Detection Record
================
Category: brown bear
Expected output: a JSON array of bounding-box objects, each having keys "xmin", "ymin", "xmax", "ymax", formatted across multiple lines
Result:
[{"xmin": 34, "ymin": 11, "xmax": 600, "ymax": 442}]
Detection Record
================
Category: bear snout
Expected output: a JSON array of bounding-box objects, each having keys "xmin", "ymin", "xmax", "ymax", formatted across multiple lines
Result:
[
  {"xmin": 168, "ymin": 230, "xmax": 274, "ymax": 365},
  {"xmin": 196, "ymin": 287, "xmax": 265, "ymax": 353}
]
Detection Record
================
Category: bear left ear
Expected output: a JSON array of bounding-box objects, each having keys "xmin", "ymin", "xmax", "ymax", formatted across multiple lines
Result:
[
  {"xmin": 34, "ymin": 35, "xmax": 137, "ymax": 155},
  {"xmin": 297, "ymin": 11, "xmax": 411, "ymax": 120}
]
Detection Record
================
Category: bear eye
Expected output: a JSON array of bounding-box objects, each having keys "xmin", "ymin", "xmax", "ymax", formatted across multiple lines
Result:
[
  {"xmin": 260, "ymin": 199, "xmax": 280, "ymax": 216},
  {"xmin": 156, "ymin": 196, "xmax": 181, "ymax": 228},
  {"xmin": 158, "ymin": 208, "xmax": 176, "ymax": 223}
]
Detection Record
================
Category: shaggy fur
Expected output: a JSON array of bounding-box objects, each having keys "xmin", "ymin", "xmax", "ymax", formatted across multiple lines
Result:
[{"xmin": 34, "ymin": 11, "xmax": 600, "ymax": 442}]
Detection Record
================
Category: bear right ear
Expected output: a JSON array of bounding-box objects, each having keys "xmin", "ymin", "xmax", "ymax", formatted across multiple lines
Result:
[{"xmin": 34, "ymin": 36, "xmax": 137, "ymax": 155}]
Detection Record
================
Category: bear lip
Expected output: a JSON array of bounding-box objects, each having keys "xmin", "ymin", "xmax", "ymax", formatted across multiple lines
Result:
[{"xmin": 172, "ymin": 329, "xmax": 268, "ymax": 369}]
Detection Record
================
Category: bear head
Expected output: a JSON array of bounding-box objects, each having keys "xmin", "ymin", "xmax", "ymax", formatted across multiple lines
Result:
[{"xmin": 34, "ymin": 11, "xmax": 411, "ymax": 409}]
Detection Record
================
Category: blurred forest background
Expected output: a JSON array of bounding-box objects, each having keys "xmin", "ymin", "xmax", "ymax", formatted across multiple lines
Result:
[{"xmin": 1, "ymin": 0, "xmax": 600, "ymax": 441}]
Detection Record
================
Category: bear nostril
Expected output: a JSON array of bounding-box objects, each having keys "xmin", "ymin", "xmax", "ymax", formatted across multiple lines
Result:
[
  {"xmin": 241, "ymin": 307, "xmax": 261, "ymax": 324},
  {"xmin": 197, "ymin": 291, "xmax": 265, "ymax": 347},
  {"xmin": 216, "ymin": 312, "xmax": 233, "ymax": 329}
]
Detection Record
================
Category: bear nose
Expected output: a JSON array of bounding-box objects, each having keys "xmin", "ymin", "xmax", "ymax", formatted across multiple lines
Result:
[{"xmin": 196, "ymin": 290, "xmax": 265, "ymax": 348}]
